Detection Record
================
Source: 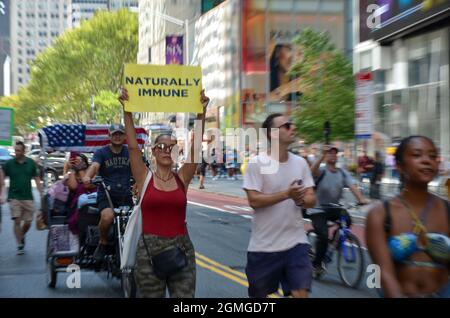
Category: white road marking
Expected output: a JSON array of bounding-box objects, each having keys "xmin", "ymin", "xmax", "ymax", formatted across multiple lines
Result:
[{"xmin": 187, "ymin": 201, "xmax": 253, "ymax": 220}]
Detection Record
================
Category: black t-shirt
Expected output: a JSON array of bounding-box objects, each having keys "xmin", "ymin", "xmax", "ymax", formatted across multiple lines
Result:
[
  {"xmin": 370, "ymin": 162, "xmax": 384, "ymax": 183},
  {"xmin": 93, "ymin": 145, "xmax": 131, "ymax": 197}
]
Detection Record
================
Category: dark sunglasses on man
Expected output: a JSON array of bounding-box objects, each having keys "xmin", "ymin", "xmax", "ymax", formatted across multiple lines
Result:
[{"xmin": 277, "ymin": 122, "xmax": 294, "ymax": 130}]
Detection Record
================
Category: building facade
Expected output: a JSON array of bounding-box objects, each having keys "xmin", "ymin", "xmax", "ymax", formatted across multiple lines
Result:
[
  {"xmin": 138, "ymin": 0, "xmax": 352, "ymax": 132},
  {"xmin": 0, "ymin": 0, "xmax": 10, "ymax": 96},
  {"xmin": 10, "ymin": 0, "xmax": 70, "ymax": 93},
  {"xmin": 137, "ymin": 0, "xmax": 202, "ymax": 129},
  {"xmin": 68, "ymin": 0, "xmax": 137, "ymax": 28},
  {"xmin": 354, "ymin": 0, "xmax": 450, "ymax": 160}
]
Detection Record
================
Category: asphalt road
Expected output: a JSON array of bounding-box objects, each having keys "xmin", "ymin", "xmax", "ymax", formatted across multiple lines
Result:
[{"xmin": 0, "ymin": 187, "xmax": 378, "ymax": 298}]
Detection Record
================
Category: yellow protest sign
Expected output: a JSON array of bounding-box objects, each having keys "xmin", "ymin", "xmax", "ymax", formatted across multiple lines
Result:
[{"xmin": 123, "ymin": 64, "xmax": 203, "ymax": 113}]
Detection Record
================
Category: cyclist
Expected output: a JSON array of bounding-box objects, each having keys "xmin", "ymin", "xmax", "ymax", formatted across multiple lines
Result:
[
  {"xmin": 82, "ymin": 124, "xmax": 133, "ymax": 262},
  {"xmin": 308, "ymin": 145, "xmax": 368, "ymax": 278}
]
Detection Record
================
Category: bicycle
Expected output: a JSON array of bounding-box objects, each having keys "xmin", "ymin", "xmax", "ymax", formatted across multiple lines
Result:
[{"xmin": 306, "ymin": 203, "xmax": 365, "ymax": 288}]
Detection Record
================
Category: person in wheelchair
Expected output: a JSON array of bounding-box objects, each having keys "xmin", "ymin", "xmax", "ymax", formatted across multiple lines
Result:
[
  {"xmin": 308, "ymin": 145, "xmax": 368, "ymax": 278},
  {"xmin": 64, "ymin": 152, "xmax": 96, "ymax": 234},
  {"xmin": 82, "ymin": 124, "xmax": 133, "ymax": 262}
]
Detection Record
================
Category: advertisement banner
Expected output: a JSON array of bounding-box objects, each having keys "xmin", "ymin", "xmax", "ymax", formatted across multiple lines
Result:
[
  {"xmin": 123, "ymin": 64, "xmax": 203, "ymax": 113},
  {"xmin": 0, "ymin": 106, "xmax": 14, "ymax": 146},
  {"xmin": 355, "ymin": 72, "xmax": 374, "ymax": 139},
  {"xmin": 368, "ymin": 0, "xmax": 450, "ymax": 41},
  {"xmin": 166, "ymin": 35, "xmax": 183, "ymax": 65}
]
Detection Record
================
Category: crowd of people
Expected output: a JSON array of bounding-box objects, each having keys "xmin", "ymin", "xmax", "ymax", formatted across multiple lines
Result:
[{"xmin": 0, "ymin": 88, "xmax": 448, "ymax": 299}]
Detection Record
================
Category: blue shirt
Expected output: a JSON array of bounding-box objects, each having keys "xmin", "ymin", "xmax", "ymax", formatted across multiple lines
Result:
[{"xmin": 93, "ymin": 145, "xmax": 131, "ymax": 197}]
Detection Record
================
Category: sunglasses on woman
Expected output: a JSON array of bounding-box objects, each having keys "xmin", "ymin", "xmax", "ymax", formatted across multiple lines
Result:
[{"xmin": 154, "ymin": 143, "xmax": 176, "ymax": 152}]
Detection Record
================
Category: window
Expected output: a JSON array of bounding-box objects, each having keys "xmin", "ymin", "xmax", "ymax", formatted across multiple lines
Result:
[{"xmin": 359, "ymin": 50, "xmax": 372, "ymax": 71}]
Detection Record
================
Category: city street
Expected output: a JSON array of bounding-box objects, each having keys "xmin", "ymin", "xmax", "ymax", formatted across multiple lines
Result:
[{"xmin": 0, "ymin": 182, "xmax": 378, "ymax": 298}]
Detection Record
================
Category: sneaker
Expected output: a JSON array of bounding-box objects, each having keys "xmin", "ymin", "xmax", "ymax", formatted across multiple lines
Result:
[
  {"xmin": 212, "ymin": 177, "xmax": 218, "ymax": 181},
  {"xmin": 17, "ymin": 244, "xmax": 25, "ymax": 255},
  {"xmin": 313, "ymin": 263, "xmax": 327, "ymax": 279},
  {"xmin": 94, "ymin": 244, "xmax": 107, "ymax": 262},
  {"xmin": 199, "ymin": 185, "xmax": 205, "ymax": 189}
]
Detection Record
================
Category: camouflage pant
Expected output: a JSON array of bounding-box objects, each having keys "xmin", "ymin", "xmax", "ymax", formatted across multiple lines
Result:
[{"xmin": 135, "ymin": 234, "xmax": 196, "ymax": 298}]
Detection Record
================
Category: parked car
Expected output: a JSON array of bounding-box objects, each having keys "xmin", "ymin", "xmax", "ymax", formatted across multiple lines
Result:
[
  {"xmin": 0, "ymin": 147, "xmax": 13, "ymax": 168},
  {"xmin": 26, "ymin": 150, "xmax": 66, "ymax": 184}
]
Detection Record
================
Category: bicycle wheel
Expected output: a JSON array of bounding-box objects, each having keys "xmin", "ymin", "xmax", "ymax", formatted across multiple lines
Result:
[{"xmin": 337, "ymin": 232, "xmax": 364, "ymax": 288}]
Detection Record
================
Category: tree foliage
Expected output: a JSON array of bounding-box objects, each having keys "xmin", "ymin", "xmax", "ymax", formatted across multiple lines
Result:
[
  {"xmin": 9, "ymin": 9, "xmax": 138, "ymax": 133},
  {"xmin": 290, "ymin": 28, "xmax": 355, "ymax": 144}
]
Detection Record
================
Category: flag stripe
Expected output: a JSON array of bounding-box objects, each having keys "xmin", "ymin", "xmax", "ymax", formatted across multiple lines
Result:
[
  {"xmin": 85, "ymin": 139, "xmax": 147, "ymax": 146},
  {"xmin": 85, "ymin": 128, "xmax": 147, "ymax": 135},
  {"xmin": 39, "ymin": 124, "xmax": 148, "ymax": 153}
]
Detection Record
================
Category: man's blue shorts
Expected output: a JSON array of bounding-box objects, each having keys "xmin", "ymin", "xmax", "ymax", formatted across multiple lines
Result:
[{"xmin": 245, "ymin": 243, "xmax": 313, "ymax": 298}]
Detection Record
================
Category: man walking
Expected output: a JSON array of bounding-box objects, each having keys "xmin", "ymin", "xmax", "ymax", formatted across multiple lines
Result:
[
  {"xmin": 308, "ymin": 146, "xmax": 368, "ymax": 277},
  {"xmin": 369, "ymin": 151, "xmax": 384, "ymax": 200},
  {"xmin": 82, "ymin": 124, "xmax": 133, "ymax": 262},
  {"xmin": 3, "ymin": 141, "xmax": 43, "ymax": 254},
  {"xmin": 243, "ymin": 113, "xmax": 316, "ymax": 298}
]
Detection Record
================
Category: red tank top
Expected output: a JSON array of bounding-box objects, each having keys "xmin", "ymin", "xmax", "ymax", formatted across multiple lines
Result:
[{"xmin": 141, "ymin": 173, "xmax": 187, "ymax": 237}]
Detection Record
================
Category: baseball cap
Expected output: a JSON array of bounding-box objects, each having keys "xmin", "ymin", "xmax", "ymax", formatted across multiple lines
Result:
[
  {"xmin": 109, "ymin": 124, "xmax": 125, "ymax": 134},
  {"xmin": 328, "ymin": 146, "xmax": 339, "ymax": 153}
]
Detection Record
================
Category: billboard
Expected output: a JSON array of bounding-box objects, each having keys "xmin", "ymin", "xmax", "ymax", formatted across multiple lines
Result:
[
  {"xmin": 166, "ymin": 35, "xmax": 183, "ymax": 65},
  {"xmin": 360, "ymin": 0, "xmax": 450, "ymax": 42},
  {"xmin": 241, "ymin": 0, "xmax": 345, "ymax": 122}
]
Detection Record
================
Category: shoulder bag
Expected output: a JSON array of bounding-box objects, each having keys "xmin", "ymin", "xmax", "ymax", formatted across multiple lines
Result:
[{"xmin": 120, "ymin": 170, "xmax": 152, "ymax": 270}]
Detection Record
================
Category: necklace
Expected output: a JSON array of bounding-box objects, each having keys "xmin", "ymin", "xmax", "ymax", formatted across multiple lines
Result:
[
  {"xmin": 397, "ymin": 194, "xmax": 432, "ymax": 246},
  {"xmin": 154, "ymin": 171, "xmax": 174, "ymax": 182}
]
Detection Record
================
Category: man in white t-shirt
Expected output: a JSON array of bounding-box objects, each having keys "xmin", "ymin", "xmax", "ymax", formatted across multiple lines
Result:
[{"xmin": 243, "ymin": 113, "xmax": 316, "ymax": 298}]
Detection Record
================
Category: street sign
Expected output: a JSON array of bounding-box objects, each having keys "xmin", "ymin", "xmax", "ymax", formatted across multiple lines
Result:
[
  {"xmin": 0, "ymin": 106, "xmax": 14, "ymax": 146},
  {"xmin": 355, "ymin": 72, "xmax": 374, "ymax": 139}
]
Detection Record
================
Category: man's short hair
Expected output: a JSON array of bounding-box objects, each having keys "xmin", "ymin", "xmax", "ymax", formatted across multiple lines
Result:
[
  {"xmin": 15, "ymin": 141, "xmax": 26, "ymax": 150},
  {"xmin": 262, "ymin": 113, "xmax": 283, "ymax": 142}
]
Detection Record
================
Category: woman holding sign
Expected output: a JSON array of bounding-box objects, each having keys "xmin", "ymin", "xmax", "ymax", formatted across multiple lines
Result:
[{"xmin": 119, "ymin": 87, "xmax": 209, "ymax": 298}]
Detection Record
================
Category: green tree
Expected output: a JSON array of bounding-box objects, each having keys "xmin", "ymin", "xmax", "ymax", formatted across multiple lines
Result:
[
  {"xmin": 93, "ymin": 90, "xmax": 123, "ymax": 124},
  {"xmin": 15, "ymin": 8, "xmax": 138, "ymax": 131},
  {"xmin": 290, "ymin": 28, "xmax": 355, "ymax": 144}
]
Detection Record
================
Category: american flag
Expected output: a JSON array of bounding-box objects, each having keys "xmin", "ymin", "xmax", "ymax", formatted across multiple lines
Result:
[{"xmin": 39, "ymin": 124, "xmax": 148, "ymax": 153}]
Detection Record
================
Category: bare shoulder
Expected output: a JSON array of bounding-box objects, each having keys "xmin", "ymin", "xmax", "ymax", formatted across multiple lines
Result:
[{"xmin": 366, "ymin": 201, "xmax": 387, "ymax": 224}]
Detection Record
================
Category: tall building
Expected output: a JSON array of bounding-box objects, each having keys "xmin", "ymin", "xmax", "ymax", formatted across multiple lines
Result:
[
  {"xmin": 138, "ymin": 0, "xmax": 202, "ymax": 129},
  {"xmin": 68, "ymin": 0, "xmax": 138, "ymax": 28},
  {"xmin": 0, "ymin": 0, "xmax": 10, "ymax": 96},
  {"xmin": 10, "ymin": 0, "xmax": 70, "ymax": 93},
  {"xmin": 354, "ymin": 0, "xmax": 450, "ymax": 162}
]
